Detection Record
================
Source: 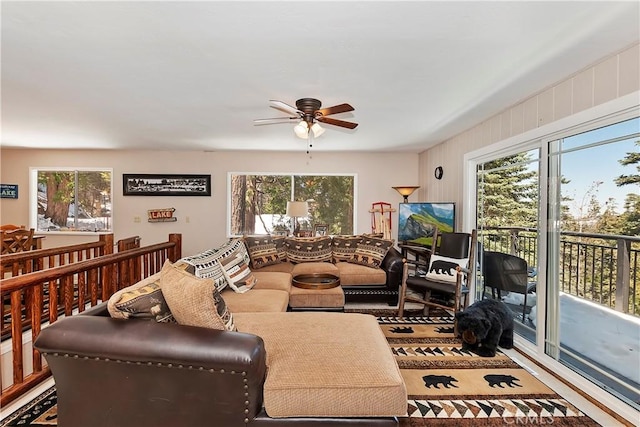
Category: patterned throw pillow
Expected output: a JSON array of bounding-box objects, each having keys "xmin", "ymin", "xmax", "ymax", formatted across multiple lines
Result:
[
  {"xmin": 179, "ymin": 239, "xmax": 250, "ymax": 292},
  {"xmin": 218, "ymin": 244, "xmax": 257, "ymax": 293},
  {"xmin": 159, "ymin": 260, "xmax": 235, "ymax": 331},
  {"xmin": 348, "ymin": 236, "xmax": 393, "ymax": 268},
  {"xmin": 285, "ymin": 236, "xmax": 332, "ymax": 264},
  {"xmin": 243, "ymin": 235, "xmax": 281, "ymax": 269},
  {"xmin": 331, "ymin": 235, "xmax": 363, "ymax": 263},
  {"xmin": 110, "ymin": 278, "xmax": 175, "ymax": 323},
  {"xmin": 425, "ymin": 254, "xmax": 469, "ymax": 283},
  {"xmin": 272, "ymin": 236, "xmax": 288, "ymax": 262}
]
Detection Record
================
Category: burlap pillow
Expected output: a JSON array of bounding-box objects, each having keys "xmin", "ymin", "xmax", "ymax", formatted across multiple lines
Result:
[
  {"xmin": 285, "ymin": 236, "xmax": 332, "ymax": 263},
  {"xmin": 159, "ymin": 260, "xmax": 235, "ymax": 331},
  {"xmin": 348, "ymin": 236, "xmax": 393, "ymax": 269},
  {"xmin": 331, "ymin": 235, "xmax": 363, "ymax": 263},
  {"xmin": 244, "ymin": 235, "xmax": 281, "ymax": 269}
]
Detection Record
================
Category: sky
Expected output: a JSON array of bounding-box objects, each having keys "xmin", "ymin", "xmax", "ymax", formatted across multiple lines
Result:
[{"xmin": 560, "ymin": 117, "xmax": 639, "ymax": 216}]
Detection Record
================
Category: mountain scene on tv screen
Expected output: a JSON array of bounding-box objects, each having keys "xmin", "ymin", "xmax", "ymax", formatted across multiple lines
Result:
[{"xmin": 398, "ymin": 203, "xmax": 454, "ymax": 246}]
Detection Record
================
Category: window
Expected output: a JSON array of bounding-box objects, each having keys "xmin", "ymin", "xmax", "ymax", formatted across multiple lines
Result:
[
  {"xmin": 30, "ymin": 168, "xmax": 113, "ymax": 233},
  {"xmin": 228, "ymin": 173, "xmax": 355, "ymax": 236}
]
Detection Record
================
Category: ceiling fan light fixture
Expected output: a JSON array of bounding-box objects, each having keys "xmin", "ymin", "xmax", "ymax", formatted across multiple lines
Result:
[
  {"xmin": 294, "ymin": 121, "xmax": 309, "ymax": 139},
  {"xmin": 310, "ymin": 122, "xmax": 325, "ymax": 138}
]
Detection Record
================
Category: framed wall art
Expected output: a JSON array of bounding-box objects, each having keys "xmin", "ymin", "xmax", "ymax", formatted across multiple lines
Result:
[
  {"xmin": 314, "ymin": 224, "xmax": 328, "ymax": 236},
  {"xmin": 123, "ymin": 174, "xmax": 211, "ymax": 196},
  {"xmin": 397, "ymin": 202, "xmax": 455, "ymax": 246}
]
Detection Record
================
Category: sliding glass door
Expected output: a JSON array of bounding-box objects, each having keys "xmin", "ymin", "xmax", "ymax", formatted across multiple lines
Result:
[
  {"xmin": 474, "ymin": 115, "xmax": 639, "ymax": 410},
  {"xmin": 546, "ymin": 117, "xmax": 640, "ymax": 409},
  {"xmin": 476, "ymin": 148, "xmax": 540, "ymax": 345}
]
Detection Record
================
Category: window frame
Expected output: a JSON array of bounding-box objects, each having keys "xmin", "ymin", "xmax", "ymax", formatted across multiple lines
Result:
[
  {"xmin": 226, "ymin": 171, "xmax": 357, "ymax": 237},
  {"xmin": 29, "ymin": 167, "xmax": 114, "ymax": 235}
]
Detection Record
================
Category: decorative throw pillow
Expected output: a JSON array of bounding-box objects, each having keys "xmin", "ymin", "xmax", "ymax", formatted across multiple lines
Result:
[
  {"xmin": 159, "ymin": 260, "xmax": 235, "ymax": 331},
  {"xmin": 109, "ymin": 277, "xmax": 175, "ymax": 323},
  {"xmin": 348, "ymin": 237, "xmax": 393, "ymax": 268},
  {"xmin": 272, "ymin": 235, "xmax": 288, "ymax": 262},
  {"xmin": 243, "ymin": 235, "xmax": 281, "ymax": 269},
  {"xmin": 218, "ymin": 244, "xmax": 257, "ymax": 293},
  {"xmin": 178, "ymin": 248, "xmax": 227, "ymax": 292},
  {"xmin": 425, "ymin": 254, "xmax": 469, "ymax": 283},
  {"xmin": 179, "ymin": 239, "xmax": 250, "ymax": 292},
  {"xmin": 284, "ymin": 236, "xmax": 332, "ymax": 263},
  {"xmin": 331, "ymin": 235, "xmax": 363, "ymax": 263}
]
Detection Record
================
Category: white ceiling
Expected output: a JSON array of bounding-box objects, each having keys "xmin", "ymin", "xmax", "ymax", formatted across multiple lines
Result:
[{"xmin": 2, "ymin": 1, "xmax": 639, "ymax": 153}]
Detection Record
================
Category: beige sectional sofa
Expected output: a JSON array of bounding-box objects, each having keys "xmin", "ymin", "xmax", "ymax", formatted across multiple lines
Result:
[{"xmin": 37, "ymin": 235, "xmax": 408, "ymax": 425}]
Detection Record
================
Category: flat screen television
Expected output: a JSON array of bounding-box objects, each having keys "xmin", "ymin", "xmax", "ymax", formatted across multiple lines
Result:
[{"xmin": 397, "ymin": 202, "xmax": 455, "ymax": 247}]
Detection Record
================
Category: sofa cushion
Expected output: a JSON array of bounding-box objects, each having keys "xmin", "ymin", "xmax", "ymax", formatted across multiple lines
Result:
[
  {"xmin": 331, "ymin": 235, "xmax": 363, "ymax": 263},
  {"xmin": 348, "ymin": 236, "xmax": 394, "ymax": 269},
  {"xmin": 335, "ymin": 261, "xmax": 387, "ymax": 286},
  {"xmin": 252, "ymin": 261, "xmax": 294, "ymax": 274},
  {"xmin": 107, "ymin": 272, "xmax": 175, "ymax": 322},
  {"xmin": 285, "ymin": 236, "xmax": 332, "ymax": 263},
  {"xmin": 233, "ymin": 312, "xmax": 407, "ymax": 418},
  {"xmin": 244, "ymin": 235, "xmax": 282, "ymax": 269},
  {"xmin": 159, "ymin": 260, "xmax": 235, "ymax": 331},
  {"xmin": 251, "ymin": 271, "xmax": 292, "ymax": 292},
  {"xmin": 290, "ymin": 261, "xmax": 339, "ymax": 277},
  {"xmin": 221, "ymin": 288, "xmax": 289, "ymax": 313},
  {"xmin": 218, "ymin": 243, "xmax": 257, "ymax": 293}
]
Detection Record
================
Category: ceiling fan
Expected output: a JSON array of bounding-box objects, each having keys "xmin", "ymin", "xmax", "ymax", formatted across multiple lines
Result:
[{"xmin": 254, "ymin": 98, "xmax": 358, "ymax": 139}]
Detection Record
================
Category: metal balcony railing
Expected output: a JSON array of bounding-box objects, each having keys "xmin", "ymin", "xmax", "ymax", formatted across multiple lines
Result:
[{"xmin": 479, "ymin": 227, "xmax": 640, "ymax": 316}]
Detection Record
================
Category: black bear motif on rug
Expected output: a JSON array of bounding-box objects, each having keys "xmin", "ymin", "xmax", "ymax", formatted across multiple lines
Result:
[
  {"xmin": 422, "ymin": 374, "xmax": 459, "ymax": 389},
  {"xmin": 389, "ymin": 326, "xmax": 414, "ymax": 334},
  {"xmin": 484, "ymin": 374, "xmax": 522, "ymax": 388}
]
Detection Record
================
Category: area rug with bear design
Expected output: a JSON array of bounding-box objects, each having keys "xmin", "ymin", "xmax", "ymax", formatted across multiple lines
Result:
[
  {"xmin": 1, "ymin": 313, "xmax": 599, "ymax": 426},
  {"xmin": 376, "ymin": 314, "xmax": 599, "ymax": 426}
]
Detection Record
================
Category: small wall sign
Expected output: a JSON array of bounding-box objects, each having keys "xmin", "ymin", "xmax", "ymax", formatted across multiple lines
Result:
[
  {"xmin": 148, "ymin": 208, "xmax": 177, "ymax": 223},
  {"xmin": 0, "ymin": 184, "xmax": 18, "ymax": 199}
]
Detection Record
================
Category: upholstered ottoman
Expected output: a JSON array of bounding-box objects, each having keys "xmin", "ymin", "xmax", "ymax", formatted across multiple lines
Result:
[
  {"xmin": 288, "ymin": 284, "xmax": 345, "ymax": 311},
  {"xmin": 233, "ymin": 312, "xmax": 407, "ymax": 418}
]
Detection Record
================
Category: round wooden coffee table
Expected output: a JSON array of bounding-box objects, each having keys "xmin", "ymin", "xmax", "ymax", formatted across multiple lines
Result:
[{"xmin": 292, "ymin": 273, "xmax": 340, "ymax": 290}]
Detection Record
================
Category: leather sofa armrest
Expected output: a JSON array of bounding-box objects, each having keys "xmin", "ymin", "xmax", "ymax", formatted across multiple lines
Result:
[
  {"xmin": 35, "ymin": 316, "xmax": 267, "ymax": 427},
  {"xmin": 382, "ymin": 247, "xmax": 404, "ymax": 289}
]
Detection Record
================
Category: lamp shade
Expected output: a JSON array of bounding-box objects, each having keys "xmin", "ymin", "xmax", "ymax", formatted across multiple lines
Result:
[
  {"xmin": 294, "ymin": 121, "xmax": 309, "ymax": 139},
  {"xmin": 310, "ymin": 122, "xmax": 325, "ymax": 137},
  {"xmin": 286, "ymin": 201, "xmax": 309, "ymax": 217},
  {"xmin": 392, "ymin": 186, "xmax": 420, "ymax": 202}
]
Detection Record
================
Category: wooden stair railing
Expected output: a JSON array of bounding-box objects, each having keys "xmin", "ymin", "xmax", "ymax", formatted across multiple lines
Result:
[
  {"xmin": 0, "ymin": 234, "xmax": 115, "ymax": 338},
  {"xmin": 0, "ymin": 233, "xmax": 182, "ymax": 406}
]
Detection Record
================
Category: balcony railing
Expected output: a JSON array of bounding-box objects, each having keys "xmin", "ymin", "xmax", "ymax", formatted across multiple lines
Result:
[{"xmin": 480, "ymin": 227, "xmax": 640, "ymax": 316}]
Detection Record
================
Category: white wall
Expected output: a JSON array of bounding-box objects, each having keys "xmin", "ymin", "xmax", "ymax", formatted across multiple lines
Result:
[
  {"xmin": 418, "ymin": 43, "xmax": 640, "ymax": 230},
  {"xmin": 0, "ymin": 149, "xmax": 418, "ymax": 256}
]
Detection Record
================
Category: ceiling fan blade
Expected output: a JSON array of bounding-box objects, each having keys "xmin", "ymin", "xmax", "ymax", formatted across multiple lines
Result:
[
  {"xmin": 317, "ymin": 116, "xmax": 358, "ymax": 129},
  {"xmin": 316, "ymin": 103, "xmax": 354, "ymax": 117},
  {"xmin": 253, "ymin": 117, "xmax": 299, "ymax": 125},
  {"xmin": 269, "ymin": 100, "xmax": 302, "ymax": 116}
]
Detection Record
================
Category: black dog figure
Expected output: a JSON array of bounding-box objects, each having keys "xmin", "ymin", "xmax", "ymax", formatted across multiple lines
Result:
[{"xmin": 454, "ymin": 299, "xmax": 514, "ymax": 357}]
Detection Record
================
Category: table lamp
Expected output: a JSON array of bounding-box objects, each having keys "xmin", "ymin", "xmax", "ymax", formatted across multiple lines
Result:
[{"xmin": 286, "ymin": 201, "xmax": 309, "ymax": 236}]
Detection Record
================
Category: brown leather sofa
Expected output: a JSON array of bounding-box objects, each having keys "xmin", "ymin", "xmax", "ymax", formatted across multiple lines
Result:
[{"xmin": 34, "ymin": 304, "xmax": 405, "ymax": 427}]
